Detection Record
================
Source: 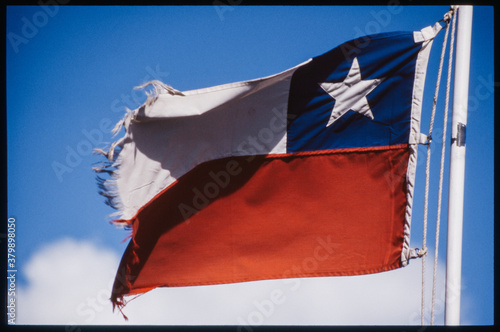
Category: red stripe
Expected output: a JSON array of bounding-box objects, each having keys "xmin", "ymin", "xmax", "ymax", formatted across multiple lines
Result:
[
  {"xmin": 114, "ymin": 144, "xmax": 408, "ymax": 225},
  {"xmin": 112, "ymin": 145, "xmax": 410, "ymax": 303}
]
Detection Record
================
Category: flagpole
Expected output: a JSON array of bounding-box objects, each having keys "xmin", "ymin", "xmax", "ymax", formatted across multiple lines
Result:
[{"xmin": 444, "ymin": 5, "xmax": 473, "ymax": 326}]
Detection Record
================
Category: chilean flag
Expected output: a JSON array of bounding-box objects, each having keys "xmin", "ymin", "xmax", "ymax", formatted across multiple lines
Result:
[{"xmin": 96, "ymin": 24, "xmax": 442, "ymax": 310}]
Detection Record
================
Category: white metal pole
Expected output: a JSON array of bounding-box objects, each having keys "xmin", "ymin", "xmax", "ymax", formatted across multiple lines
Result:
[{"xmin": 444, "ymin": 5, "xmax": 473, "ymax": 326}]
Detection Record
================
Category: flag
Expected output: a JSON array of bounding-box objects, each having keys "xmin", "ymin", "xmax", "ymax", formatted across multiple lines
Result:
[{"xmin": 96, "ymin": 23, "xmax": 442, "ymax": 309}]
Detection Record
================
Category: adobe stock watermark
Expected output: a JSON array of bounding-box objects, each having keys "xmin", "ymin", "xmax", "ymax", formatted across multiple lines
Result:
[
  {"xmin": 7, "ymin": 217, "xmax": 17, "ymax": 325},
  {"xmin": 383, "ymin": 72, "xmax": 498, "ymax": 191},
  {"xmin": 63, "ymin": 274, "xmax": 113, "ymax": 331},
  {"xmin": 467, "ymin": 74, "xmax": 497, "ymax": 115},
  {"xmin": 52, "ymin": 64, "xmax": 169, "ymax": 183},
  {"xmin": 407, "ymin": 278, "xmax": 466, "ymax": 325},
  {"xmin": 110, "ymin": 64, "xmax": 169, "ymax": 113},
  {"xmin": 341, "ymin": 0, "xmax": 404, "ymax": 59},
  {"xmin": 64, "ymin": 267, "xmax": 132, "ymax": 330},
  {"xmin": 236, "ymin": 235, "xmax": 340, "ymax": 329},
  {"xmin": 7, "ymin": 0, "xmax": 69, "ymax": 54},
  {"xmin": 213, "ymin": 0, "xmax": 243, "ymax": 22},
  {"xmin": 52, "ymin": 118, "xmax": 114, "ymax": 183}
]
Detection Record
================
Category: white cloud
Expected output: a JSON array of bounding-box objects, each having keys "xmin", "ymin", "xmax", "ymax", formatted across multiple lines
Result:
[
  {"xmin": 17, "ymin": 238, "xmax": 125, "ymax": 325},
  {"xmin": 17, "ymin": 238, "xmax": 453, "ymax": 325}
]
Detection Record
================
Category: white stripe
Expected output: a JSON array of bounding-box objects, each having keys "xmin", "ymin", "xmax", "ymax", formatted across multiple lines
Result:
[{"xmin": 116, "ymin": 60, "xmax": 310, "ymax": 220}]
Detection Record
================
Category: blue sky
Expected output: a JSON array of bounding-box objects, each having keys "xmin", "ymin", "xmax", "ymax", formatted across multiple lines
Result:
[{"xmin": 6, "ymin": 5, "xmax": 493, "ymax": 325}]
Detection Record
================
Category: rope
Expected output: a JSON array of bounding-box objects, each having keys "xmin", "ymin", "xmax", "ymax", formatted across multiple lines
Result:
[
  {"xmin": 430, "ymin": 9, "xmax": 457, "ymax": 325},
  {"xmin": 421, "ymin": 8, "xmax": 454, "ymax": 325}
]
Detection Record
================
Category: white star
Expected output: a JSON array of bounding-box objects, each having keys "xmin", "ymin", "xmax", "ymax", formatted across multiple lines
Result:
[{"xmin": 319, "ymin": 57, "xmax": 383, "ymax": 127}]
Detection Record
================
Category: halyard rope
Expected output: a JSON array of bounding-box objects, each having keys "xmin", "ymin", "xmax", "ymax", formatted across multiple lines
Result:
[
  {"xmin": 421, "ymin": 7, "xmax": 455, "ymax": 325},
  {"xmin": 430, "ymin": 8, "xmax": 456, "ymax": 325}
]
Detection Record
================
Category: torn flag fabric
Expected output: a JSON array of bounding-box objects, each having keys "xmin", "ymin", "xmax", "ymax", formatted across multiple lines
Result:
[{"xmin": 95, "ymin": 24, "xmax": 442, "ymax": 309}]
